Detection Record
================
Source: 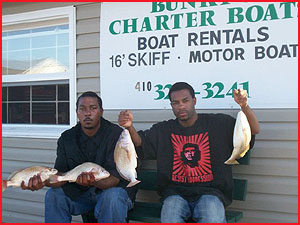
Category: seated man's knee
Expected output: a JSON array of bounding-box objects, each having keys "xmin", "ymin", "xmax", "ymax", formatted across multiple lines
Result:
[
  {"xmin": 163, "ymin": 195, "xmax": 186, "ymax": 207},
  {"xmin": 45, "ymin": 187, "xmax": 64, "ymax": 202},
  {"xmin": 194, "ymin": 195, "xmax": 226, "ymax": 223},
  {"xmin": 101, "ymin": 187, "xmax": 126, "ymax": 202},
  {"xmin": 95, "ymin": 187, "xmax": 131, "ymax": 222},
  {"xmin": 97, "ymin": 187, "xmax": 131, "ymax": 209},
  {"xmin": 161, "ymin": 195, "xmax": 190, "ymax": 223}
]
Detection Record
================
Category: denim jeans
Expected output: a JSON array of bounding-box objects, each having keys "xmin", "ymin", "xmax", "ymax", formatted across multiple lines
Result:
[
  {"xmin": 44, "ymin": 187, "xmax": 133, "ymax": 223},
  {"xmin": 161, "ymin": 194, "xmax": 226, "ymax": 223}
]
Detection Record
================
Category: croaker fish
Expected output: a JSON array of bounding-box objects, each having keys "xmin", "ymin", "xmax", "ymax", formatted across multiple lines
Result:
[
  {"xmin": 114, "ymin": 129, "xmax": 140, "ymax": 187},
  {"xmin": 225, "ymin": 110, "xmax": 251, "ymax": 165},
  {"xmin": 50, "ymin": 162, "xmax": 110, "ymax": 183},
  {"xmin": 2, "ymin": 166, "xmax": 58, "ymax": 192}
]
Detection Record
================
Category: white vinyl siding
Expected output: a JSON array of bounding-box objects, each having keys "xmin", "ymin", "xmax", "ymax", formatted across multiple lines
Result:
[{"xmin": 2, "ymin": 2, "xmax": 298, "ymax": 223}]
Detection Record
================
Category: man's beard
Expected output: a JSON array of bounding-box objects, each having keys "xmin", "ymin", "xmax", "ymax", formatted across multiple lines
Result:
[
  {"xmin": 84, "ymin": 126, "xmax": 94, "ymax": 130},
  {"xmin": 178, "ymin": 113, "xmax": 190, "ymax": 121},
  {"xmin": 83, "ymin": 123, "xmax": 96, "ymax": 129}
]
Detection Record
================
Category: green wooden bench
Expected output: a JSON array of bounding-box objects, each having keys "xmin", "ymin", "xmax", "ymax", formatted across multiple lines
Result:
[{"xmin": 82, "ymin": 153, "xmax": 250, "ymax": 223}]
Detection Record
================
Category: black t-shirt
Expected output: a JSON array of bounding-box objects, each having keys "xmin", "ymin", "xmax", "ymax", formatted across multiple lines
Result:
[
  {"xmin": 138, "ymin": 113, "xmax": 255, "ymax": 206},
  {"xmin": 54, "ymin": 117, "xmax": 137, "ymax": 201}
]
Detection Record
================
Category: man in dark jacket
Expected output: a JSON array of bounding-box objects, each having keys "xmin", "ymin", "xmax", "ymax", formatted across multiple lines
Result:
[{"xmin": 22, "ymin": 91, "xmax": 136, "ymax": 223}]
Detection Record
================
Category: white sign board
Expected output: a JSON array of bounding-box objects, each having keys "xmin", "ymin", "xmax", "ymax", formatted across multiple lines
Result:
[{"xmin": 100, "ymin": 2, "xmax": 298, "ymax": 109}]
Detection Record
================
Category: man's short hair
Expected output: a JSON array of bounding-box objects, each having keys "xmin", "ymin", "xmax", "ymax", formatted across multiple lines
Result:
[
  {"xmin": 168, "ymin": 82, "xmax": 195, "ymax": 101},
  {"xmin": 76, "ymin": 91, "xmax": 102, "ymax": 110}
]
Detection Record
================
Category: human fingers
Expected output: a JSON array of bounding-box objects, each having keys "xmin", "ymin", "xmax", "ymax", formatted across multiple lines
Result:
[
  {"xmin": 118, "ymin": 115, "xmax": 129, "ymax": 126},
  {"xmin": 21, "ymin": 180, "xmax": 28, "ymax": 190},
  {"xmin": 76, "ymin": 173, "xmax": 83, "ymax": 184},
  {"xmin": 32, "ymin": 174, "xmax": 44, "ymax": 190},
  {"xmin": 87, "ymin": 172, "xmax": 96, "ymax": 184},
  {"xmin": 239, "ymin": 89, "xmax": 248, "ymax": 98},
  {"xmin": 27, "ymin": 177, "xmax": 35, "ymax": 191},
  {"xmin": 77, "ymin": 172, "xmax": 89, "ymax": 186}
]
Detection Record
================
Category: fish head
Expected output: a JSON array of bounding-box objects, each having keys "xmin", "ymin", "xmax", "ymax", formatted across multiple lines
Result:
[
  {"xmin": 91, "ymin": 168, "xmax": 110, "ymax": 180},
  {"xmin": 121, "ymin": 129, "xmax": 130, "ymax": 139},
  {"xmin": 40, "ymin": 167, "xmax": 58, "ymax": 175},
  {"xmin": 48, "ymin": 168, "xmax": 58, "ymax": 175},
  {"xmin": 101, "ymin": 170, "xmax": 110, "ymax": 178},
  {"xmin": 39, "ymin": 168, "xmax": 58, "ymax": 181},
  {"xmin": 118, "ymin": 129, "xmax": 131, "ymax": 147},
  {"xmin": 37, "ymin": 167, "xmax": 58, "ymax": 175}
]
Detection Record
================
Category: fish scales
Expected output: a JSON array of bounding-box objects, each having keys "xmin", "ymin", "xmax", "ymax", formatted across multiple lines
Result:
[
  {"xmin": 2, "ymin": 166, "xmax": 58, "ymax": 192},
  {"xmin": 114, "ymin": 129, "xmax": 140, "ymax": 187},
  {"xmin": 52, "ymin": 162, "xmax": 110, "ymax": 183},
  {"xmin": 225, "ymin": 110, "xmax": 251, "ymax": 165}
]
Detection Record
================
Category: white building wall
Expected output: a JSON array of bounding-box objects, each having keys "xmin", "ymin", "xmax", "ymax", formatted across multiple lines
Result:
[{"xmin": 2, "ymin": 2, "xmax": 298, "ymax": 223}]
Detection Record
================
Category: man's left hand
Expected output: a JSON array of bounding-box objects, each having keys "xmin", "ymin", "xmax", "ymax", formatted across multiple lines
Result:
[{"xmin": 233, "ymin": 89, "xmax": 248, "ymax": 108}]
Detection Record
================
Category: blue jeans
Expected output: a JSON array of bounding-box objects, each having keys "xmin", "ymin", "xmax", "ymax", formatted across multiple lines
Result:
[
  {"xmin": 44, "ymin": 187, "xmax": 133, "ymax": 223},
  {"xmin": 161, "ymin": 195, "xmax": 226, "ymax": 223}
]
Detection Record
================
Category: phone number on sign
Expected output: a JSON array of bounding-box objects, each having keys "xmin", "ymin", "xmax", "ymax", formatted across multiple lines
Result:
[{"xmin": 135, "ymin": 81, "xmax": 250, "ymax": 100}]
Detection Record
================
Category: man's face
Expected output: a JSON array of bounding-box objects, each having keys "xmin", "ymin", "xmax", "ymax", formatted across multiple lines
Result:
[
  {"xmin": 77, "ymin": 97, "xmax": 103, "ymax": 130},
  {"xmin": 170, "ymin": 89, "xmax": 196, "ymax": 122},
  {"xmin": 184, "ymin": 147, "xmax": 196, "ymax": 160}
]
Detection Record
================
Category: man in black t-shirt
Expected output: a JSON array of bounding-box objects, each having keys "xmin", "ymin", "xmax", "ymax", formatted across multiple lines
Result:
[
  {"xmin": 118, "ymin": 82, "xmax": 260, "ymax": 223},
  {"xmin": 21, "ymin": 92, "xmax": 136, "ymax": 223}
]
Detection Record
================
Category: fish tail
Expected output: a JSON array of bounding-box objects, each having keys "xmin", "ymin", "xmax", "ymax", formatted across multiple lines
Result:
[
  {"xmin": 224, "ymin": 159, "xmax": 240, "ymax": 165},
  {"xmin": 2, "ymin": 180, "xmax": 8, "ymax": 192},
  {"xmin": 126, "ymin": 179, "xmax": 141, "ymax": 188}
]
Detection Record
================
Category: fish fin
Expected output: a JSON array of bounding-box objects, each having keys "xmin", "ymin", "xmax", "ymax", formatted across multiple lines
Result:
[
  {"xmin": 127, "ymin": 153, "xmax": 138, "ymax": 169},
  {"xmin": 2, "ymin": 180, "xmax": 8, "ymax": 192},
  {"xmin": 224, "ymin": 159, "xmax": 240, "ymax": 165},
  {"xmin": 126, "ymin": 151, "xmax": 131, "ymax": 160},
  {"xmin": 126, "ymin": 180, "xmax": 141, "ymax": 188},
  {"xmin": 239, "ymin": 145, "xmax": 250, "ymax": 158},
  {"xmin": 123, "ymin": 147, "xmax": 130, "ymax": 153},
  {"xmin": 8, "ymin": 169, "xmax": 23, "ymax": 180},
  {"xmin": 134, "ymin": 149, "xmax": 138, "ymax": 158}
]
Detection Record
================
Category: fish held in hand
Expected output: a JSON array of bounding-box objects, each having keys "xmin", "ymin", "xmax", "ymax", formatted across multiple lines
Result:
[
  {"xmin": 114, "ymin": 129, "xmax": 140, "ymax": 187},
  {"xmin": 2, "ymin": 166, "xmax": 58, "ymax": 192},
  {"xmin": 225, "ymin": 111, "xmax": 251, "ymax": 165},
  {"xmin": 50, "ymin": 162, "xmax": 110, "ymax": 183}
]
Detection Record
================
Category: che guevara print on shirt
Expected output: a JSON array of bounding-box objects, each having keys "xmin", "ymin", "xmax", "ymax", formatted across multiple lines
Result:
[{"xmin": 171, "ymin": 132, "xmax": 214, "ymax": 183}]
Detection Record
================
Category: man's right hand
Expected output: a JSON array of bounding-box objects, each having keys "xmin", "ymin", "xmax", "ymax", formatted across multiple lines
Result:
[
  {"xmin": 118, "ymin": 110, "xmax": 142, "ymax": 147},
  {"xmin": 76, "ymin": 172, "xmax": 96, "ymax": 186},
  {"xmin": 118, "ymin": 110, "xmax": 133, "ymax": 128}
]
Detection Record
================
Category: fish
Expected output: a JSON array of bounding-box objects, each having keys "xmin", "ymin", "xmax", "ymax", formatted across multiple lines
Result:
[
  {"xmin": 2, "ymin": 166, "xmax": 58, "ymax": 192},
  {"xmin": 50, "ymin": 162, "xmax": 110, "ymax": 183},
  {"xmin": 225, "ymin": 110, "xmax": 252, "ymax": 165},
  {"xmin": 114, "ymin": 129, "xmax": 140, "ymax": 187}
]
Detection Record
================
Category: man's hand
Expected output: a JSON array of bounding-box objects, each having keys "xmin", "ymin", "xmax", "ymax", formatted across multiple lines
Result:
[
  {"xmin": 21, "ymin": 174, "xmax": 45, "ymax": 191},
  {"xmin": 76, "ymin": 172, "xmax": 96, "ymax": 186},
  {"xmin": 233, "ymin": 89, "xmax": 248, "ymax": 108},
  {"xmin": 118, "ymin": 110, "xmax": 133, "ymax": 129}
]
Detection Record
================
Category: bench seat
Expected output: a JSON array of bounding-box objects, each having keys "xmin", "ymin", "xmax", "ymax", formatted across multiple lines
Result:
[
  {"xmin": 82, "ymin": 153, "xmax": 250, "ymax": 223},
  {"xmin": 127, "ymin": 201, "xmax": 243, "ymax": 223}
]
